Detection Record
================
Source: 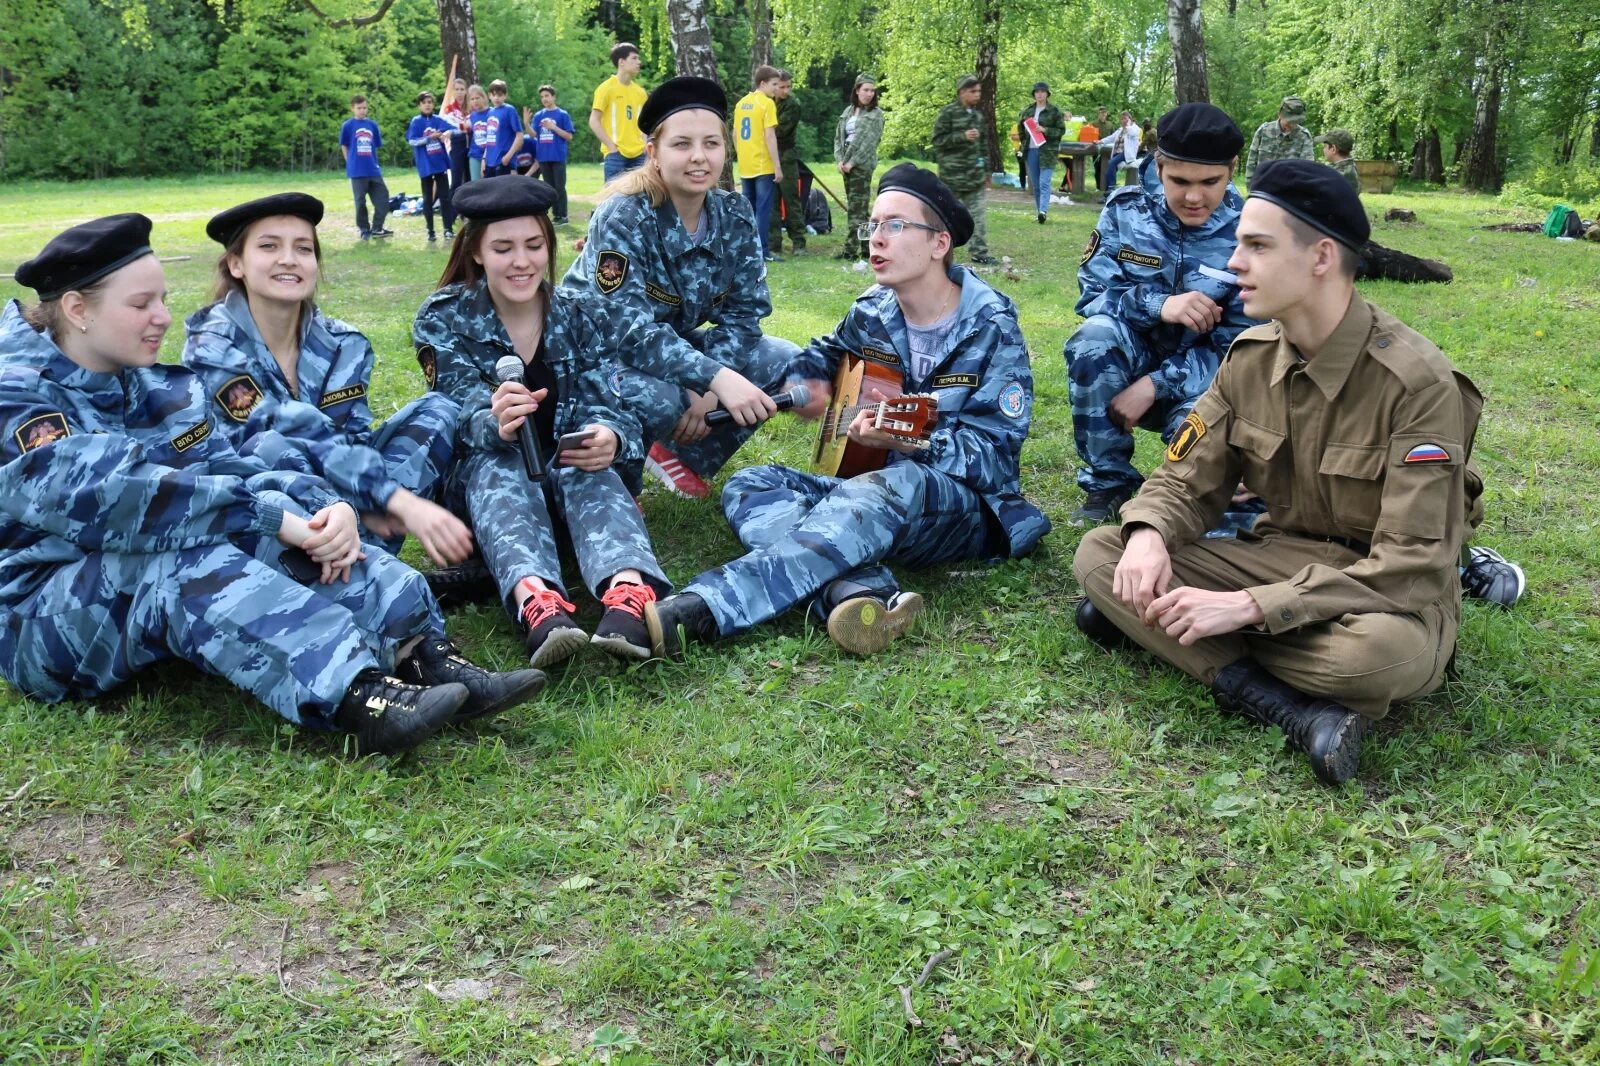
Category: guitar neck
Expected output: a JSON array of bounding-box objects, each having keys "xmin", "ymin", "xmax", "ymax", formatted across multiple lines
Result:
[{"xmin": 822, "ymin": 402, "xmax": 886, "ymax": 440}]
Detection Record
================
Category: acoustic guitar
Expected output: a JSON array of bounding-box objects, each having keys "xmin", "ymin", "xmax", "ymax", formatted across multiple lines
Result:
[{"xmin": 812, "ymin": 354, "xmax": 939, "ymax": 478}]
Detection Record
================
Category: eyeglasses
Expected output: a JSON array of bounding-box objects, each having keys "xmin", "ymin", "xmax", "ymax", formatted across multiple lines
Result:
[{"xmin": 857, "ymin": 219, "xmax": 943, "ymax": 240}]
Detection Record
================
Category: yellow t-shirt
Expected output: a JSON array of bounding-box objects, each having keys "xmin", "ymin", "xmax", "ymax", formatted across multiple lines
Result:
[
  {"xmin": 592, "ymin": 75, "xmax": 648, "ymax": 159},
  {"xmin": 734, "ymin": 91, "xmax": 777, "ymax": 178}
]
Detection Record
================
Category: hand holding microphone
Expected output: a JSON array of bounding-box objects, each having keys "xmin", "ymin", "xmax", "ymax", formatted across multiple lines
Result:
[
  {"xmin": 492, "ymin": 355, "xmax": 546, "ymax": 481},
  {"xmin": 704, "ymin": 384, "xmax": 812, "ymax": 427}
]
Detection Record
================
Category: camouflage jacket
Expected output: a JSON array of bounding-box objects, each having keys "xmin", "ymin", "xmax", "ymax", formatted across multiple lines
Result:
[
  {"xmin": 413, "ymin": 280, "xmax": 713, "ymax": 462},
  {"xmin": 1077, "ymin": 155, "xmax": 1261, "ymax": 404},
  {"xmin": 563, "ymin": 189, "xmax": 770, "ymax": 389},
  {"xmin": 1328, "ymin": 157, "xmax": 1361, "ymax": 194},
  {"xmin": 790, "ymin": 266, "xmax": 1051, "ymax": 557},
  {"xmin": 1015, "ymin": 102, "xmax": 1066, "ymax": 158},
  {"xmin": 774, "ymin": 94, "xmax": 801, "ymax": 158},
  {"xmin": 931, "ymin": 101, "xmax": 990, "ymax": 192},
  {"xmin": 183, "ymin": 291, "xmax": 458, "ymax": 512},
  {"xmin": 1246, "ymin": 120, "xmax": 1315, "ymax": 182},
  {"xmin": 834, "ymin": 106, "xmax": 885, "ymax": 172},
  {"xmin": 0, "ymin": 300, "xmax": 342, "ymax": 606}
]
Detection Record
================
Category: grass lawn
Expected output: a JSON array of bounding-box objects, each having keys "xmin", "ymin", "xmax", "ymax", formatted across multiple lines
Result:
[{"xmin": 2, "ymin": 164, "xmax": 1598, "ymax": 1065}]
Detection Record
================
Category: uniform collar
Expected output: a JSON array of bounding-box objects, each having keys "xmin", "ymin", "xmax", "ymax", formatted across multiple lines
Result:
[
  {"xmin": 656, "ymin": 193, "xmax": 721, "ymax": 259},
  {"xmin": 1269, "ymin": 293, "xmax": 1373, "ymax": 400}
]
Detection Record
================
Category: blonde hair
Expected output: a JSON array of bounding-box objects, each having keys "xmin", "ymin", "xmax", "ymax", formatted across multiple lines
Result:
[
  {"xmin": 467, "ymin": 84, "xmax": 488, "ymax": 111},
  {"xmin": 599, "ymin": 110, "xmax": 729, "ymax": 208}
]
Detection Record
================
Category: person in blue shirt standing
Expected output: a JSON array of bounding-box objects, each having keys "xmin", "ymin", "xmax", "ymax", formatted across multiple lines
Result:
[
  {"xmin": 339, "ymin": 95, "xmax": 392, "ymax": 241},
  {"xmin": 483, "ymin": 80, "xmax": 525, "ymax": 178},
  {"xmin": 407, "ymin": 91, "xmax": 457, "ymax": 242},
  {"xmin": 466, "ymin": 84, "xmax": 491, "ymax": 183},
  {"xmin": 530, "ymin": 85, "xmax": 575, "ymax": 225}
]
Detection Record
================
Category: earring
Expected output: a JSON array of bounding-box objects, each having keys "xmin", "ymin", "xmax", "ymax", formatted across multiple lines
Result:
[{"xmin": 80, "ymin": 325, "xmax": 87, "ymax": 333}]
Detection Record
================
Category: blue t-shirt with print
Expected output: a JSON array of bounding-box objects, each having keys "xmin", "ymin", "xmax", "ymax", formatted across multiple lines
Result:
[
  {"xmin": 530, "ymin": 107, "xmax": 574, "ymax": 163},
  {"xmin": 407, "ymin": 114, "xmax": 453, "ymax": 176},
  {"xmin": 487, "ymin": 103, "xmax": 522, "ymax": 166},
  {"xmin": 340, "ymin": 118, "xmax": 383, "ymax": 178},
  {"xmin": 468, "ymin": 109, "xmax": 490, "ymax": 160}
]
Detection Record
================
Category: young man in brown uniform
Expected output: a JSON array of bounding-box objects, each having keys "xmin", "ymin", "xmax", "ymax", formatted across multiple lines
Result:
[{"xmin": 1071, "ymin": 159, "xmax": 1486, "ymax": 785}]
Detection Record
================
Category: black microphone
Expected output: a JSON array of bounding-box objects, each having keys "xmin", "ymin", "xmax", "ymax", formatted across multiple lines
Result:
[
  {"xmin": 703, "ymin": 383, "xmax": 812, "ymax": 427},
  {"xmin": 494, "ymin": 355, "xmax": 545, "ymax": 481}
]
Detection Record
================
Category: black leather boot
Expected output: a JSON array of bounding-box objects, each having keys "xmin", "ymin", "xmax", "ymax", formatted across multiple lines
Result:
[
  {"xmin": 644, "ymin": 592, "xmax": 719, "ymax": 659},
  {"xmin": 1211, "ymin": 659, "xmax": 1368, "ymax": 785},
  {"xmin": 334, "ymin": 670, "xmax": 467, "ymax": 755},
  {"xmin": 399, "ymin": 638, "xmax": 547, "ymax": 722},
  {"xmin": 1074, "ymin": 598, "xmax": 1133, "ymax": 651},
  {"xmin": 423, "ymin": 559, "xmax": 498, "ymax": 609}
]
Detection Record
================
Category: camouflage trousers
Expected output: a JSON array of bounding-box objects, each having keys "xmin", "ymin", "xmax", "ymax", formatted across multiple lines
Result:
[
  {"xmin": 629, "ymin": 332, "xmax": 801, "ymax": 479},
  {"xmin": 844, "ymin": 166, "xmax": 873, "ymax": 251},
  {"xmin": 1063, "ymin": 314, "xmax": 1208, "ymax": 494},
  {"xmin": 0, "ymin": 513, "xmax": 444, "ymax": 728},
  {"xmin": 954, "ymin": 185, "xmax": 989, "ymax": 259},
  {"xmin": 449, "ymin": 447, "xmax": 670, "ymax": 616},
  {"xmin": 769, "ymin": 153, "xmax": 806, "ymax": 249},
  {"xmin": 684, "ymin": 461, "xmax": 1004, "ymax": 636}
]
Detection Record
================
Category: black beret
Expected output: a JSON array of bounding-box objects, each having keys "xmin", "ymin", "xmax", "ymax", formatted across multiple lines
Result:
[
  {"xmin": 1156, "ymin": 102, "xmax": 1244, "ymax": 165},
  {"xmin": 1248, "ymin": 158, "xmax": 1370, "ymax": 249},
  {"xmin": 876, "ymin": 163, "xmax": 974, "ymax": 248},
  {"xmin": 14, "ymin": 213, "xmax": 154, "ymax": 301},
  {"xmin": 451, "ymin": 174, "xmax": 559, "ymax": 221},
  {"xmin": 638, "ymin": 76, "xmax": 727, "ymax": 136},
  {"xmin": 206, "ymin": 192, "xmax": 324, "ymax": 247}
]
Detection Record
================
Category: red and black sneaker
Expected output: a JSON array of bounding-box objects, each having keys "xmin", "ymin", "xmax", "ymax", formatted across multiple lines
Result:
[
  {"xmin": 644, "ymin": 442, "xmax": 711, "ymax": 499},
  {"xmin": 519, "ymin": 588, "xmax": 588, "ymax": 669},
  {"xmin": 591, "ymin": 581, "xmax": 656, "ymax": 660}
]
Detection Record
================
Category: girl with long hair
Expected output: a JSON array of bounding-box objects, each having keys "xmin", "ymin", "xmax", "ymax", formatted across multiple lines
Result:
[{"xmin": 833, "ymin": 74, "xmax": 885, "ymax": 260}]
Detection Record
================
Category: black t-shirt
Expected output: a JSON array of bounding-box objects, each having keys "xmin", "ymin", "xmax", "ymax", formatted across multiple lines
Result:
[{"xmin": 523, "ymin": 339, "xmax": 559, "ymax": 453}]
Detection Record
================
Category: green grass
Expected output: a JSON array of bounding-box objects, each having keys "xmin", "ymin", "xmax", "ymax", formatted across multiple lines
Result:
[{"xmin": 3, "ymin": 165, "xmax": 1599, "ymax": 1064}]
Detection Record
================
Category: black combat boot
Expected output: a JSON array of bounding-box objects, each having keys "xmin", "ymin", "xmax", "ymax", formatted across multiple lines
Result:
[
  {"xmin": 1073, "ymin": 598, "xmax": 1133, "ymax": 652},
  {"xmin": 816, "ymin": 578, "xmax": 924, "ymax": 656},
  {"xmin": 423, "ymin": 558, "xmax": 498, "ymax": 609},
  {"xmin": 644, "ymin": 592, "xmax": 719, "ymax": 659},
  {"xmin": 333, "ymin": 670, "xmax": 468, "ymax": 756},
  {"xmin": 399, "ymin": 638, "xmax": 547, "ymax": 722},
  {"xmin": 1210, "ymin": 659, "xmax": 1368, "ymax": 786}
]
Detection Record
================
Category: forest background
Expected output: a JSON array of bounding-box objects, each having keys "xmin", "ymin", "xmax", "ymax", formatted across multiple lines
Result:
[{"xmin": 3, "ymin": 0, "xmax": 1600, "ymax": 206}]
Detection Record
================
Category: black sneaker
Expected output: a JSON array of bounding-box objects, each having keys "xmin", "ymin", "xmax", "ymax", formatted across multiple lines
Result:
[
  {"xmin": 643, "ymin": 592, "xmax": 718, "ymax": 659},
  {"xmin": 519, "ymin": 588, "xmax": 588, "ymax": 668},
  {"xmin": 1069, "ymin": 485, "xmax": 1135, "ymax": 527},
  {"xmin": 424, "ymin": 559, "xmax": 498, "ymax": 609},
  {"xmin": 373, "ymin": 228, "xmax": 395, "ymax": 238},
  {"xmin": 334, "ymin": 669, "xmax": 467, "ymax": 755},
  {"xmin": 399, "ymin": 638, "xmax": 547, "ymax": 722},
  {"xmin": 1460, "ymin": 546, "xmax": 1526, "ymax": 608},
  {"xmin": 591, "ymin": 581, "xmax": 656, "ymax": 661},
  {"xmin": 427, "ymin": 232, "xmax": 437, "ymax": 242},
  {"xmin": 1038, "ymin": 212, "xmax": 1047, "ymax": 224},
  {"xmin": 443, "ymin": 227, "xmax": 455, "ymax": 239},
  {"xmin": 971, "ymin": 253, "xmax": 999, "ymax": 265},
  {"xmin": 826, "ymin": 591, "xmax": 924, "ymax": 655}
]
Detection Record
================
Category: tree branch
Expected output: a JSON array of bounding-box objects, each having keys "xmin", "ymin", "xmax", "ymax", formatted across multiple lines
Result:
[{"xmin": 300, "ymin": 0, "xmax": 398, "ymax": 28}]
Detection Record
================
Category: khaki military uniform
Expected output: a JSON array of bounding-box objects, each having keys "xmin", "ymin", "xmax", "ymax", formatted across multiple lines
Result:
[{"xmin": 1074, "ymin": 296, "xmax": 1483, "ymax": 718}]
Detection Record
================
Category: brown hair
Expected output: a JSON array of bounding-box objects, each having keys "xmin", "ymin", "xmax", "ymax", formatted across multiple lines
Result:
[
  {"xmin": 211, "ymin": 218, "xmax": 324, "ymax": 316},
  {"xmin": 753, "ymin": 65, "xmax": 782, "ymax": 86},
  {"xmin": 538, "ymin": 84, "xmax": 556, "ymax": 97},
  {"xmin": 914, "ymin": 198, "xmax": 955, "ymax": 270},
  {"xmin": 610, "ymin": 42, "xmax": 638, "ymax": 66},
  {"xmin": 488, "ymin": 79, "xmax": 508, "ymax": 95},
  {"xmin": 436, "ymin": 214, "xmax": 560, "ymax": 289},
  {"xmin": 1282, "ymin": 212, "xmax": 1361, "ymax": 277},
  {"xmin": 350, "ymin": 94, "xmax": 367, "ymax": 105},
  {"xmin": 21, "ymin": 277, "xmax": 111, "ymax": 336},
  {"xmin": 851, "ymin": 78, "xmax": 879, "ymax": 111}
]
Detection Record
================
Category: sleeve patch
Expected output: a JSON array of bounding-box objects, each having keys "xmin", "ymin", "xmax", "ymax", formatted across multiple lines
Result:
[
  {"xmin": 608, "ymin": 367, "xmax": 625, "ymax": 398},
  {"xmin": 416, "ymin": 343, "xmax": 437, "ymax": 389},
  {"xmin": 1166, "ymin": 411, "xmax": 1206, "ymax": 461},
  {"xmin": 1116, "ymin": 247, "xmax": 1164, "ymax": 268},
  {"xmin": 15, "ymin": 412, "xmax": 70, "ymax": 453},
  {"xmin": 215, "ymin": 374, "xmax": 265, "ymax": 423},
  {"xmin": 1402, "ymin": 443, "xmax": 1451, "ymax": 464},
  {"xmin": 998, "ymin": 381, "xmax": 1026, "ymax": 419},
  {"xmin": 595, "ymin": 251, "xmax": 629, "ymax": 295},
  {"xmin": 319, "ymin": 383, "xmax": 366, "ymax": 410},
  {"xmin": 1080, "ymin": 230, "xmax": 1101, "ymax": 266},
  {"xmin": 170, "ymin": 420, "xmax": 211, "ymax": 452},
  {"xmin": 860, "ymin": 344, "xmax": 901, "ymax": 367}
]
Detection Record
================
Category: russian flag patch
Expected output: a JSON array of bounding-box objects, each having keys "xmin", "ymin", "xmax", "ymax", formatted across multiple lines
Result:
[{"xmin": 1403, "ymin": 443, "xmax": 1451, "ymax": 464}]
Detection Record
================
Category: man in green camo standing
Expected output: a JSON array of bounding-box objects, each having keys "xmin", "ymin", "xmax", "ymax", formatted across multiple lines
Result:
[
  {"xmin": 1316, "ymin": 128, "xmax": 1360, "ymax": 193},
  {"xmin": 932, "ymin": 74, "xmax": 998, "ymax": 265},
  {"xmin": 1245, "ymin": 95, "xmax": 1314, "ymax": 184},
  {"xmin": 769, "ymin": 71, "xmax": 808, "ymax": 255}
]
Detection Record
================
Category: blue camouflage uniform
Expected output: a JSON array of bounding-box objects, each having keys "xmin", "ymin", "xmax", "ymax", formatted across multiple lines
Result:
[
  {"xmin": 413, "ymin": 281, "xmax": 679, "ymax": 613},
  {"xmin": 182, "ymin": 291, "xmax": 460, "ymax": 549},
  {"xmin": 683, "ymin": 266, "xmax": 1052, "ymax": 635},
  {"xmin": 563, "ymin": 189, "xmax": 801, "ymax": 477},
  {"xmin": 0, "ymin": 301, "xmax": 447, "ymax": 728},
  {"xmin": 1064, "ymin": 154, "xmax": 1259, "ymax": 495}
]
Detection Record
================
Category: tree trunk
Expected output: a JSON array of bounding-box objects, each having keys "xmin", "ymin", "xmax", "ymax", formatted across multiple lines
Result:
[
  {"xmin": 975, "ymin": 0, "xmax": 1002, "ymax": 181},
  {"xmin": 750, "ymin": 0, "xmax": 772, "ymax": 76},
  {"xmin": 1167, "ymin": 0, "xmax": 1210, "ymax": 103},
  {"xmin": 435, "ymin": 0, "xmax": 478, "ymax": 87},
  {"xmin": 666, "ymin": 0, "xmax": 719, "ymax": 79},
  {"xmin": 1424, "ymin": 126, "xmax": 1444, "ymax": 184},
  {"xmin": 1462, "ymin": 61, "xmax": 1504, "ymax": 191},
  {"xmin": 1592, "ymin": 112, "xmax": 1600, "ymax": 158},
  {"xmin": 1410, "ymin": 135, "xmax": 1425, "ymax": 180}
]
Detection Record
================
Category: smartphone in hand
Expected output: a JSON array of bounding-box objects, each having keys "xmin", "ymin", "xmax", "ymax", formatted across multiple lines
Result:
[{"xmin": 557, "ymin": 428, "xmax": 598, "ymax": 454}]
